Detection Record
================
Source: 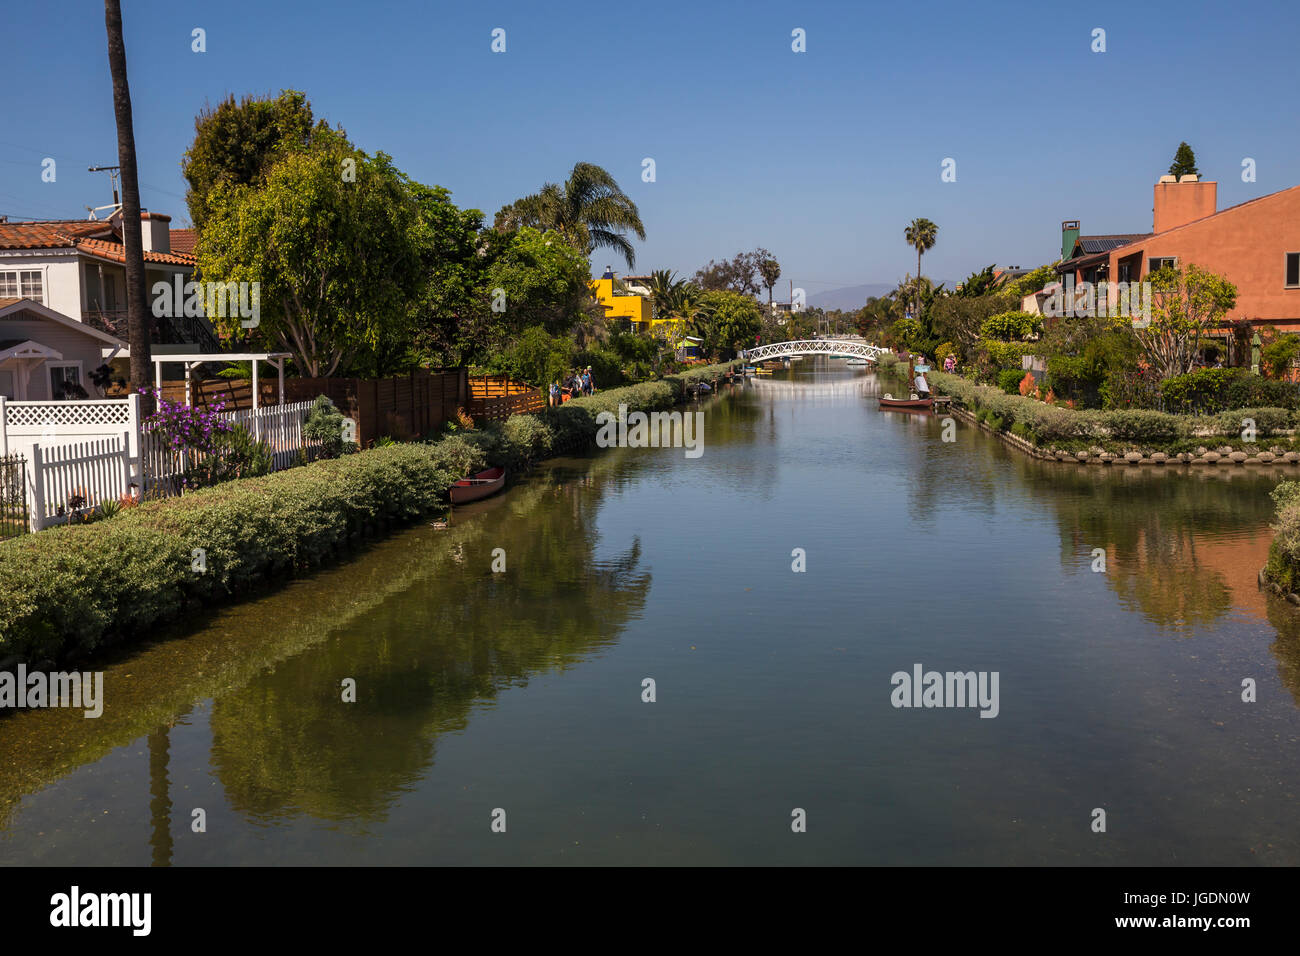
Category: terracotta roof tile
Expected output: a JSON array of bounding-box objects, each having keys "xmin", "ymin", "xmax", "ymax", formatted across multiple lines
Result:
[
  {"xmin": 169, "ymin": 228, "xmax": 197, "ymax": 255},
  {"xmin": 0, "ymin": 220, "xmax": 114, "ymax": 250},
  {"xmin": 71, "ymin": 236, "xmax": 196, "ymax": 267}
]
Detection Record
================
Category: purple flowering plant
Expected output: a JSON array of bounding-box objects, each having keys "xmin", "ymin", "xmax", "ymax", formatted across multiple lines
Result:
[{"xmin": 139, "ymin": 387, "xmax": 236, "ymax": 491}]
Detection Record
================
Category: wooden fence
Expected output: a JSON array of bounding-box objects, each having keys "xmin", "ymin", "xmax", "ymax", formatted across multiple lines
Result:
[
  {"xmin": 29, "ymin": 434, "xmax": 132, "ymax": 529},
  {"xmin": 469, "ymin": 375, "xmax": 538, "ymax": 399},
  {"xmin": 468, "ymin": 390, "xmax": 547, "ymax": 423},
  {"xmin": 466, "ymin": 374, "xmax": 546, "ymax": 422},
  {"xmin": 106, "ymin": 377, "xmax": 280, "ymax": 410},
  {"xmin": 284, "ymin": 369, "xmax": 467, "ymax": 446}
]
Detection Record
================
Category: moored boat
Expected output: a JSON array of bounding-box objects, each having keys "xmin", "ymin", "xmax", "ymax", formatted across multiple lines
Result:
[
  {"xmin": 878, "ymin": 393, "xmax": 933, "ymax": 410},
  {"xmin": 450, "ymin": 466, "xmax": 506, "ymax": 504}
]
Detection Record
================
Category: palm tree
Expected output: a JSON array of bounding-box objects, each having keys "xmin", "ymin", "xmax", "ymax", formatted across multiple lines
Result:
[
  {"xmin": 647, "ymin": 269, "xmax": 681, "ymax": 321},
  {"xmin": 665, "ymin": 283, "xmax": 713, "ymax": 339},
  {"xmin": 497, "ymin": 162, "xmax": 646, "ymax": 268},
  {"xmin": 758, "ymin": 251, "xmax": 781, "ymax": 306},
  {"xmin": 104, "ymin": 0, "xmax": 151, "ymax": 398},
  {"xmin": 903, "ymin": 218, "xmax": 938, "ymax": 318}
]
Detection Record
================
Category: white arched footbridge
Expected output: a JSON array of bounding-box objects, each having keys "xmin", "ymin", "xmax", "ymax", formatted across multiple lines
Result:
[{"xmin": 741, "ymin": 339, "xmax": 890, "ymax": 363}]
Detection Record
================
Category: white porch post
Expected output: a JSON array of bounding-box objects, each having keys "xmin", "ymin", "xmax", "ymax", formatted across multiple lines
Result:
[
  {"xmin": 154, "ymin": 359, "xmax": 162, "ymax": 395},
  {"xmin": 120, "ymin": 429, "xmax": 132, "ymax": 501},
  {"xmin": 126, "ymin": 392, "xmax": 142, "ymax": 488},
  {"xmin": 251, "ymin": 360, "xmax": 262, "ymax": 440},
  {"xmin": 0, "ymin": 395, "xmax": 7, "ymax": 456},
  {"xmin": 29, "ymin": 444, "xmax": 45, "ymax": 532},
  {"xmin": 275, "ymin": 358, "xmax": 285, "ymax": 405},
  {"xmin": 185, "ymin": 362, "xmax": 200, "ymax": 406}
]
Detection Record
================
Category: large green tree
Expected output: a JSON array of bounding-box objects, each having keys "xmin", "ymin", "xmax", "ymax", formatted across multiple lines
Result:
[
  {"xmin": 699, "ymin": 290, "xmax": 763, "ymax": 359},
  {"xmin": 198, "ymin": 135, "xmax": 423, "ymax": 377},
  {"xmin": 406, "ymin": 181, "xmax": 488, "ymax": 370},
  {"xmin": 1135, "ymin": 263, "xmax": 1237, "ymax": 378},
  {"xmin": 494, "ymin": 162, "xmax": 645, "ymax": 268},
  {"xmin": 182, "ymin": 90, "xmax": 329, "ymax": 235},
  {"xmin": 929, "ymin": 291, "xmax": 1020, "ymax": 362}
]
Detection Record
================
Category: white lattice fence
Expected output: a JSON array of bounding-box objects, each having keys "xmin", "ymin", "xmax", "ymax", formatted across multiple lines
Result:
[
  {"xmin": 0, "ymin": 395, "xmax": 142, "ymax": 480},
  {"xmin": 29, "ymin": 434, "xmax": 133, "ymax": 530}
]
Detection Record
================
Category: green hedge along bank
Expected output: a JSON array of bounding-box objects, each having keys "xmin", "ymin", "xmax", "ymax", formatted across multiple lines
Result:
[
  {"xmin": 929, "ymin": 370, "xmax": 1300, "ymax": 464},
  {"xmin": 0, "ymin": 364, "xmax": 737, "ymax": 664}
]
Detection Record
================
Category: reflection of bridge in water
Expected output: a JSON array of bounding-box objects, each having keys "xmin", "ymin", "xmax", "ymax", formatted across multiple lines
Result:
[
  {"xmin": 744, "ymin": 374, "xmax": 883, "ymax": 403},
  {"xmin": 742, "ymin": 339, "xmax": 888, "ymax": 363}
]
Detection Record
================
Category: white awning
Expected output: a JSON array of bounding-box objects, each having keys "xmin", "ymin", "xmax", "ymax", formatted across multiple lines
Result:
[{"xmin": 0, "ymin": 340, "xmax": 63, "ymax": 363}]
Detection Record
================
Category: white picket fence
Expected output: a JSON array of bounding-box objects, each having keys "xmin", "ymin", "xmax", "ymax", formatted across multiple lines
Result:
[
  {"xmin": 28, "ymin": 433, "xmax": 133, "ymax": 529},
  {"xmin": 222, "ymin": 400, "xmax": 315, "ymax": 470},
  {"xmin": 141, "ymin": 399, "xmax": 318, "ymax": 496},
  {"xmin": 2, "ymin": 395, "xmax": 319, "ymax": 530}
]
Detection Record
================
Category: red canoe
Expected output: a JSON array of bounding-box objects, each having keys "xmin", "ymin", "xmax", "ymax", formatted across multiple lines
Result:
[
  {"xmin": 878, "ymin": 395, "xmax": 934, "ymax": 410},
  {"xmin": 450, "ymin": 467, "xmax": 506, "ymax": 504}
]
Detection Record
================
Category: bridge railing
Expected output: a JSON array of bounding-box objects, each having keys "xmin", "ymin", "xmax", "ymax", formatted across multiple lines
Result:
[{"xmin": 741, "ymin": 340, "xmax": 889, "ymax": 362}]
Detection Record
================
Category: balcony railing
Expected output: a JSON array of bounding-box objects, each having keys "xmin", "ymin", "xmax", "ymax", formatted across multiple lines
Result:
[{"xmin": 82, "ymin": 309, "xmax": 221, "ymax": 353}]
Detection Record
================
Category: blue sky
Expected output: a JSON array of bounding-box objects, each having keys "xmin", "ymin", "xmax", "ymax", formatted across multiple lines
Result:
[{"xmin": 4, "ymin": 0, "xmax": 1298, "ymax": 299}]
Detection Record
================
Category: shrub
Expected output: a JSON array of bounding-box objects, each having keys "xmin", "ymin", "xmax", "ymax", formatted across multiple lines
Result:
[
  {"xmin": 1208, "ymin": 407, "xmax": 1294, "ymax": 437},
  {"xmin": 1269, "ymin": 481, "xmax": 1300, "ymax": 592},
  {"xmin": 997, "ymin": 369, "xmax": 1026, "ymax": 394},
  {"xmin": 1224, "ymin": 374, "xmax": 1300, "ymax": 411},
  {"xmin": 977, "ymin": 339, "xmax": 1035, "ymax": 373},
  {"xmin": 302, "ymin": 395, "xmax": 347, "ymax": 457},
  {"xmin": 1271, "ymin": 480, "xmax": 1300, "ymax": 512},
  {"xmin": 575, "ymin": 347, "xmax": 628, "ymax": 389},
  {"xmin": 1097, "ymin": 409, "xmax": 1187, "ymax": 442},
  {"xmin": 1262, "ymin": 334, "xmax": 1300, "ymax": 379},
  {"xmin": 978, "ymin": 311, "xmax": 1040, "ymax": 341},
  {"xmin": 1159, "ymin": 367, "xmax": 1243, "ymax": 414},
  {"xmin": 875, "ymin": 352, "xmax": 899, "ymax": 371}
]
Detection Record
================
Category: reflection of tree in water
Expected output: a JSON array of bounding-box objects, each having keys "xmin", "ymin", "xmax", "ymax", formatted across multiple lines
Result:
[
  {"xmin": 1038, "ymin": 464, "xmax": 1277, "ymax": 629},
  {"xmin": 208, "ymin": 471, "xmax": 651, "ymax": 825},
  {"xmin": 904, "ymin": 416, "xmax": 1000, "ymax": 524},
  {"xmin": 1261, "ymin": 596, "xmax": 1300, "ymax": 709}
]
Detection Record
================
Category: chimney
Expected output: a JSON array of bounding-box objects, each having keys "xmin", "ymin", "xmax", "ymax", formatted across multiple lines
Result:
[
  {"xmin": 1153, "ymin": 177, "xmax": 1216, "ymax": 233},
  {"xmin": 139, "ymin": 210, "xmax": 172, "ymax": 254},
  {"xmin": 1061, "ymin": 220, "xmax": 1080, "ymax": 261}
]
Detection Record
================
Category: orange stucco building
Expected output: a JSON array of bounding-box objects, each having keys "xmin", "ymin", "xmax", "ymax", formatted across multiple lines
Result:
[{"xmin": 1057, "ymin": 177, "xmax": 1300, "ymax": 334}]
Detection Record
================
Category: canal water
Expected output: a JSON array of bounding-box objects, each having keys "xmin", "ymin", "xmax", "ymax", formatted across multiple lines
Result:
[{"xmin": 3, "ymin": 362, "xmax": 1299, "ymax": 865}]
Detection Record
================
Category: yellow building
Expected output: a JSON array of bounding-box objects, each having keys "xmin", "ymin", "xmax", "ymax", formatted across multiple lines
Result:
[{"xmin": 590, "ymin": 275, "xmax": 651, "ymax": 331}]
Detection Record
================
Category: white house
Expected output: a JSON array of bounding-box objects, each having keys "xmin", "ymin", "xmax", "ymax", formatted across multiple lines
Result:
[
  {"xmin": 0, "ymin": 211, "xmax": 214, "ymax": 351},
  {"xmin": 0, "ymin": 298, "xmax": 127, "ymax": 400}
]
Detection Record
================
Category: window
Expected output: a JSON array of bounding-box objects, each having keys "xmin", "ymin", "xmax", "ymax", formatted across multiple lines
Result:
[
  {"xmin": 0, "ymin": 270, "xmax": 43, "ymax": 303},
  {"xmin": 48, "ymin": 363, "xmax": 84, "ymax": 400},
  {"xmin": 1148, "ymin": 257, "xmax": 1177, "ymax": 273},
  {"xmin": 1287, "ymin": 252, "xmax": 1300, "ymax": 288}
]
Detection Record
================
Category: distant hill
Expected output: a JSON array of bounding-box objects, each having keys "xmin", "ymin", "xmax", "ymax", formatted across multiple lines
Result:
[{"xmin": 805, "ymin": 281, "xmax": 958, "ymax": 312}]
